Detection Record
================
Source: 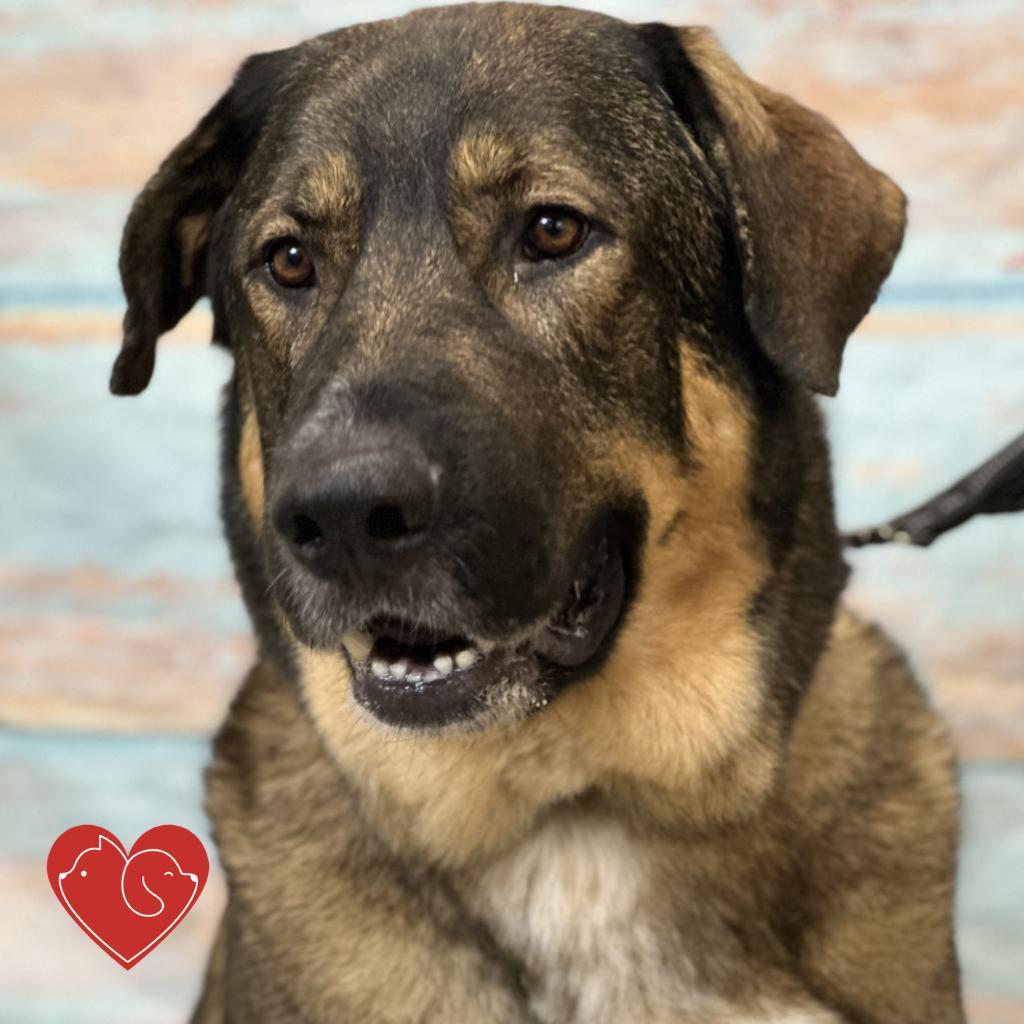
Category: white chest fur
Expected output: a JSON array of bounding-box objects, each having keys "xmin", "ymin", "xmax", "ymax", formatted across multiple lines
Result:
[
  {"xmin": 471, "ymin": 814, "xmax": 688, "ymax": 1023},
  {"xmin": 467, "ymin": 813, "xmax": 840, "ymax": 1024}
]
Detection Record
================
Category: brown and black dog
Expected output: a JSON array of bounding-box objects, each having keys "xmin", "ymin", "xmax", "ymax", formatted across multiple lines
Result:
[{"xmin": 112, "ymin": 5, "xmax": 963, "ymax": 1022}]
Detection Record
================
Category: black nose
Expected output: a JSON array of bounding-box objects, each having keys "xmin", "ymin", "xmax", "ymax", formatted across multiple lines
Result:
[{"xmin": 272, "ymin": 445, "xmax": 439, "ymax": 582}]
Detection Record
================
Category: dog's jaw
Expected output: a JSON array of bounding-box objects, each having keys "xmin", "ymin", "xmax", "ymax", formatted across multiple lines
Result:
[{"xmin": 335, "ymin": 528, "xmax": 631, "ymax": 731}]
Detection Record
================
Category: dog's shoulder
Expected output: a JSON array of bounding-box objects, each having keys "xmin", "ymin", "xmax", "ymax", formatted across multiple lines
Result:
[
  {"xmin": 770, "ymin": 608, "xmax": 962, "ymax": 1022},
  {"xmin": 784, "ymin": 605, "xmax": 958, "ymax": 818}
]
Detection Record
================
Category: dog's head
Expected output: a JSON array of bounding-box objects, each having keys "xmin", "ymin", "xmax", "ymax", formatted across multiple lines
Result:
[{"xmin": 114, "ymin": 5, "xmax": 903, "ymax": 741}]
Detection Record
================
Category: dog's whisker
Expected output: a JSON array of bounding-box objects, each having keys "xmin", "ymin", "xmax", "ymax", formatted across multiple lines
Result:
[{"xmin": 263, "ymin": 568, "xmax": 289, "ymax": 599}]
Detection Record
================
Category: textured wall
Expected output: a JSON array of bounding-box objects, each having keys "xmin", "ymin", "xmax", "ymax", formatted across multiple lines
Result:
[{"xmin": 1, "ymin": 2, "xmax": 1022, "ymax": 1021}]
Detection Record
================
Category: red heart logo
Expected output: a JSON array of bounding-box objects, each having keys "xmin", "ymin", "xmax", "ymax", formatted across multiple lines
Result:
[{"xmin": 47, "ymin": 824, "xmax": 209, "ymax": 969}]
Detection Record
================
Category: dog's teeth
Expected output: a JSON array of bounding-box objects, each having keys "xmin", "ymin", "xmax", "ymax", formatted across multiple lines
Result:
[
  {"xmin": 476, "ymin": 638, "xmax": 497, "ymax": 654},
  {"xmin": 371, "ymin": 659, "xmax": 389, "ymax": 679},
  {"xmin": 433, "ymin": 654, "xmax": 454, "ymax": 675},
  {"xmin": 390, "ymin": 661, "xmax": 407, "ymax": 680},
  {"xmin": 455, "ymin": 649, "xmax": 478, "ymax": 670},
  {"xmin": 341, "ymin": 630, "xmax": 374, "ymax": 664}
]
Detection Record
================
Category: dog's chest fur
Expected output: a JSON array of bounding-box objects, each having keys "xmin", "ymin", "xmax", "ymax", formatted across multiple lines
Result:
[
  {"xmin": 466, "ymin": 813, "xmax": 838, "ymax": 1024},
  {"xmin": 470, "ymin": 814, "xmax": 679, "ymax": 1023}
]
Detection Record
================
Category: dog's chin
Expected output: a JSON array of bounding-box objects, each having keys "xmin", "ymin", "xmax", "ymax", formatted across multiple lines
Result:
[{"xmin": 338, "ymin": 531, "xmax": 631, "ymax": 731}]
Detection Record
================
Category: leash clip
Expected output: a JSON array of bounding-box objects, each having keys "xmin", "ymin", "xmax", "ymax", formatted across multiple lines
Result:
[{"xmin": 844, "ymin": 429, "xmax": 1024, "ymax": 549}]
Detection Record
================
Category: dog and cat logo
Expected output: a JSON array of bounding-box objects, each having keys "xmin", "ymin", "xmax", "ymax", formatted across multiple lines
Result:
[{"xmin": 47, "ymin": 824, "xmax": 208, "ymax": 968}]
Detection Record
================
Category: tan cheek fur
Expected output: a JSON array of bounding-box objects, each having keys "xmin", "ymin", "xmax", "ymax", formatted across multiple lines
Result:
[
  {"xmin": 238, "ymin": 407, "xmax": 265, "ymax": 528},
  {"xmin": 292, "ymin": 347, "xmax": 773, "ymax": 864},
  {"xmin": 564, "ymin": 349, "xmax": 775, "ymax": 821}
]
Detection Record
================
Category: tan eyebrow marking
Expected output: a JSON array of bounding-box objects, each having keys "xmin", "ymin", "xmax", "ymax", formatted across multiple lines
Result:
[
  {"xmin": 449, "ymin": 128, "xmax": 613, "ymax": 221},
  {"xmin": 449, "ymin": 130, "xmax": 524, "ymax": 196},
  {"xmin": 293, "ymin": 151, "xmax": 361, "ymax": 224}
]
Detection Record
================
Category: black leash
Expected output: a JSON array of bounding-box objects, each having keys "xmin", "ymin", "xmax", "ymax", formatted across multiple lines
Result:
[{"xmin": 844, "ymin": 430, "xmax": 1024, "ymax": 549}]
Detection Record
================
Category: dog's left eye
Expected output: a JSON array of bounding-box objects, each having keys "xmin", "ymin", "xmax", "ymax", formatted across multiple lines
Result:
[
  {"xmin": 523, "ymin": 207, "xmax": 589, "ymax": 261},
  {"xmin": 267, "ymin": 239, "xmax": 316, "ymax": 288}
]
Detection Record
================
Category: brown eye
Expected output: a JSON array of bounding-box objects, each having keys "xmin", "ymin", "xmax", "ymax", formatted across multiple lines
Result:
[
  {"xmin": 523, "ymin": 208, "xmax": 588, "ymax": 260},
  {"xmin": 268, "ymin": 239, "xmax": 315, "ymax": 287}
]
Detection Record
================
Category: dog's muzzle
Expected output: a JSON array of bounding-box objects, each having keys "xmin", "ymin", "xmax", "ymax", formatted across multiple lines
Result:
[{"xmin": 269, "ymin": 426, "xmax": 637, "ymax": 730}]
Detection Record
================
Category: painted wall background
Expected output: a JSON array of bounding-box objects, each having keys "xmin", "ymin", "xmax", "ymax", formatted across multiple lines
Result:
[{"xmin": 0, "ymin": 1, "xmax": 1021, "ymax": 1021}]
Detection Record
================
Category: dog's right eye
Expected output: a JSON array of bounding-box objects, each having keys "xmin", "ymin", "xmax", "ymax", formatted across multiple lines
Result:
[
  {"xmin": 523, "ymin": 207, "xmax": 589, "ymax": 261},
  {"xmin": 267, "ymin": 239, "xmax": 316, "ymax": 288}
]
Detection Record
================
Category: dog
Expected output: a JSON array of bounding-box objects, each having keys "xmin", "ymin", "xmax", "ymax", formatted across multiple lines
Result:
[{"xmin": 111, "ymin": 5, "xmax": 964, "ymax": 1022}]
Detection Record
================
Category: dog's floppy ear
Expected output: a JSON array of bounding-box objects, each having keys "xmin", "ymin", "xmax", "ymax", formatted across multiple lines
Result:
[
  {"xmin": 639, "ymin": 25, "xmax": 906, "ymax": 395},
  {"xmin": 112, "ymin": 49, "xmax": 291, "ymax": 395}
]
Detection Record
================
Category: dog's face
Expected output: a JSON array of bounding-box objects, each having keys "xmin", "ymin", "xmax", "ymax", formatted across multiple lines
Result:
[{"xmin": 114, "ymin": 5, "xmax": 904, "ymax": 739}]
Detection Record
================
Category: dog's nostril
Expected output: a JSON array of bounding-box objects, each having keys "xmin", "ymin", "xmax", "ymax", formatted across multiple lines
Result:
[
  {"xmin": 366, "ymin": 503, "xmax": 411, "ymax": 541},
  {"xmin": 291, "ymin": 513, "xmax": 325, "ymax": 550}
]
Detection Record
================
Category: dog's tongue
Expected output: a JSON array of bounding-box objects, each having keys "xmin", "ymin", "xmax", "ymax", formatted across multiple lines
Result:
[{"xmin": 534, "ymin": 542, "xmax": 625, "ymax": 667}]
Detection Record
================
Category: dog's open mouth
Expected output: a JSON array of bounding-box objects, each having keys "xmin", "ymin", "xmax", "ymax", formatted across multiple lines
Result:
[{"xmin": 341, "ymin": 532, "xmax": 628, "ymax": 728}]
